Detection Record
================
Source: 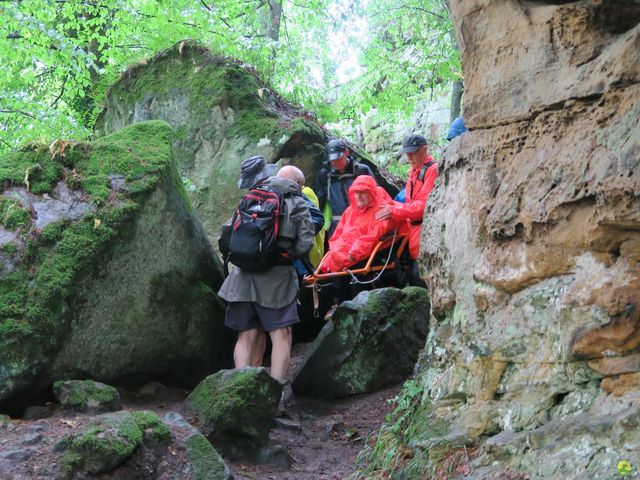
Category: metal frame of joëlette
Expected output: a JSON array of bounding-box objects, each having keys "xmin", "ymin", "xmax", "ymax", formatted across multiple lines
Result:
[{"xmin": 303, "ymin": 233, "xmax": 409, "ymax": 286}]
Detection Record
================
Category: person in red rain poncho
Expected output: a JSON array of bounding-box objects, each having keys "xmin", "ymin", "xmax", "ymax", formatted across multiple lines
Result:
[
  {"xmin": 375, "ymin": 134, "xmax": 437, "ymax": 261},
  {"xmin": 322, "ymin": 175, "xmax": 395, "ymax": 273}
]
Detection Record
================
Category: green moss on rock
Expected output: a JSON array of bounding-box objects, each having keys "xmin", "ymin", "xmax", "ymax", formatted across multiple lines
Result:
[
  {"xmin": 96, "ymin": 41, "xmax": 320, "ymax": 144},
  {"xmin": 185, "ymin": 433, "xmax": 231, "ymax": 480},
  {"xmin": 58, "ymin": 424, "xmax": 138, "ymax": 474},
  {"xmin": 293, "ymin": 287, "xmax": 430, "ymax": 399},
  {"xmin": 289, "ymin": 117, "xmax": 324, "ymax": 139},
  {"xmin": 231, "ymin": 111, "xmax": 281, "ymax": 141},
  {"xmin": 57, "ymin": 410, "xmax": 170, "ymax": 475},
  {"xmin": 187, "ymin": 367, "xmax": 281, "ymax": 446},
  {"xmin": 97, "ymin": 43, "xmax": 283, "ymax": 140},
  {"xmin": 0, "ymin": 272, "xmax": 28, "ymax": 317},
  {"xmin": 130, "ymin": 410, "xmax": 171, "ymax": 444},
  {"xmin": 0, "ymin": 121, "xmax": 176, "ymax": 405},
  {"xmin": 0, "ymin": 242, "xmax": 17, "ymax": 255},
  {"xmin": 61, "ymin": 451, "xmax": 82, "ymax": 476},
  {"xmin": 0, "ymin": 148, "xmax": 63, "ymax": 195},
  {"xmin": 0, "ymin": 198, "xmax": 30, "ymax": 230},
  {"xmin": 53, "ymin": 379, "xmax": 121, "ymax": 412},
  {"xmin": 38, "ymin": 220, "xmax": 68, "ymax": 245}
]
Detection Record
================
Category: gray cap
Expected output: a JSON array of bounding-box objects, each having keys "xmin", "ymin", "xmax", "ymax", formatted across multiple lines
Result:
[
  {"xmin": 238, "ymin": 155, "xmax": 278, "ymax": 189},
  {"xmin": 326, "ymin": 138, "xmax": 349, "ymax": 161},
  {"xmin": 401, "ymin": 134, "xmax": 428, "ymax": 153}
]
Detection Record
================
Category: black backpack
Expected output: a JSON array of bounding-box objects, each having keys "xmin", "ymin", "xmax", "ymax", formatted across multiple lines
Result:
[{"xmin": 226, "ymin": 184, "xmax": 285, "ymax": 272}]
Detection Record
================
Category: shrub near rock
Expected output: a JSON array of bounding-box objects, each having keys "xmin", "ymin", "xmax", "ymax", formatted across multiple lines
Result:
[
  {"xmin": 186, "ymin": 367, "xmax": 282, "ymax": 449},
  {"xmin": 54, "ymin": 380, "xmax": 121, "ymax": 413},
  {"xmin": 293, "ymin": 287, "xmax": 430, "ymax": 400}
]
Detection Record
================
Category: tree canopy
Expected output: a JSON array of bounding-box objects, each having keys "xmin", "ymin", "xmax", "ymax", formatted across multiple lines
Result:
[
  {"xmin": 0, "ymin": 0, "xmax": 460, "ymax": 152},
  {"xmin": 325, "ymin": 0, "xmax": 459, "ymax": 122}
]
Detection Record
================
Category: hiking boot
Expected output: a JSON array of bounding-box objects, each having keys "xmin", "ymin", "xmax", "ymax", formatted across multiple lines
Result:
[{"xmin": 277, "ymin": 381, "xmax": 291, "ymax": 418}]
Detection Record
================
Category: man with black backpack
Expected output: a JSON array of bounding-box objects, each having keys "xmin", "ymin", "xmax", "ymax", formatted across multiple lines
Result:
[{"xmin": 218, "ymin": 157, "xmax": 314, "ymax": 382}]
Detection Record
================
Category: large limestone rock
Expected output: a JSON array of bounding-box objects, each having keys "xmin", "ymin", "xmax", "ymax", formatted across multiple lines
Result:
[
  {"xmin": 94, "ymin": 41, "xmax": 327, "ymax": 248},
  {"xmin": 292, "ymin": 287, "xmax": 429, "ymax": 400},
  {"xmin": 358, "ymin": 2, "xmax": 640, "ymax": 478},
  {"xmin": 95, "ymin": 41, "xmax": 398, "ymax": 248},
  {"xmin": 456, "ymin": 0, "xmax": 640, "ymax": 129},
  {"xmin": 0, "ymin": 121, "xmax": 230, "ymax": 413}
]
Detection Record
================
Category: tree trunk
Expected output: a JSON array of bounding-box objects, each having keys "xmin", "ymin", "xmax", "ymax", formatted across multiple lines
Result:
[
  {"xmin": 450, "ymin": 79, "xmax": 463, "ymax": 123},
  {"xmin": 267, "ymin": 0, "xmax": 282, "ymax": 41}
]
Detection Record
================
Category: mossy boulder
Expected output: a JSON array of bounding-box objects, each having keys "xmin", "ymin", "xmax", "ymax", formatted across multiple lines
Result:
[
  {"xmin": 56, "ymin": 410, "xmax": 171, "ymax": 475},
  {"xmin": 292, "ymin": 287, "xmax": 430, "ymax": 399},
  {"xmin": 185, "ymin": 432, "xmax": 233, "ymax": 480},
  {"xmin": 94, "ymin": 41, "xmax": 327, "ymax": 250},
  {"xmin": 0, "ymin": 121, "xmax": 230, "ymax": 412},
  {"xmin": 163, "ymin": 411, "xmax": 233, "ymax": 480},
  {"xmin": 54, "ymin": 380, "xmax": 121, "ymax": 413},
  {"xmin": 186, "ymin": 367, "xmax": 282, "ymax": 449}
]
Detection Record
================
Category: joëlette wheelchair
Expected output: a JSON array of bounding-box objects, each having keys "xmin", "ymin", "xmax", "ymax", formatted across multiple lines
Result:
[{"xmin": 302, "ymin": 230, "xmax": 412, "ymax": 316}]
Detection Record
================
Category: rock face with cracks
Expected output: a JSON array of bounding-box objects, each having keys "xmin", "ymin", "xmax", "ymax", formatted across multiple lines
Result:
[
  {"xmin": 357, "ymin": 2, "xmax": 640, "ymax": 478},
  {"xmin": 0, "ymin": 121, "xmax": 230, "ymax": 413},
  {"xmin": 292, "ymin": 287, "xmax": 429, "ymax": 400}
]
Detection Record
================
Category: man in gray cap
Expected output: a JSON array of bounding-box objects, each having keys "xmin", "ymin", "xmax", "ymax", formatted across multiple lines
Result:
[
  {"xmin": 375, "ymin": 133, "xmax": 437, "ymax": 262},
  {"xmin": 314, "ymin": 139, "xmax": 374, "ymax": 236},
  {"xmin": 219, "ymin": 158, "xmax": 314, "ymax": 382}
]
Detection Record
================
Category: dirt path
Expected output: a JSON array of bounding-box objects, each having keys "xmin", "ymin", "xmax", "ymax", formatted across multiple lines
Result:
[
  {"xmin": 0, "ymin": 344, "xmax": 400, "ymax": 479},
  {"xmin": 229, "ymin": 342, "xmax": 401, "ymax": 480},
  {"xmin": 230, "ymin": 384, "xmax": 400, "ymax": 480}
]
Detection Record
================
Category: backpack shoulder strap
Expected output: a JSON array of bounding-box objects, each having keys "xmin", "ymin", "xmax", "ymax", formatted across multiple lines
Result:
[{"xmin": 418, "ymin": 160, "xmax": 436, "ymax": 181}]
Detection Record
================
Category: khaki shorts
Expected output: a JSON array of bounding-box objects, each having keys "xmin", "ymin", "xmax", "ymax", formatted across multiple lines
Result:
[{"xmin": 224, "ymin": 300, "xmax": 299, "ymax": 332}]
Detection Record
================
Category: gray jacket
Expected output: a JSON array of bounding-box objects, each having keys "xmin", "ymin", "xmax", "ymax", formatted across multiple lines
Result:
[{"xmin": 218, "ymin": 177, "xmax": 314, "ymax": 309}]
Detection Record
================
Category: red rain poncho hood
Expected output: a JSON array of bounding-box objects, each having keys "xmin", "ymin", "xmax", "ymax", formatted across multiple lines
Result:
[
  {"xmin": 322, "ymin": 176, "xmax": 394, "ymax": 272},
  {"xmin": 347, "ymin": 175, "xmax": 388, "ymax": 210}
]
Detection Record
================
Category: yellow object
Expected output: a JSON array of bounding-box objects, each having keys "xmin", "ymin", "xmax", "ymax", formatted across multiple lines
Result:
[
  {"xmin": 302, "ymin": 186, "xmax": 325, "ymax": 268},
  {"xmin": 322, "ymin": 201, "xmax": 332, "ymax": 231},
  {"xmin": 617, "ymin": 460, "xmax": 632, "ymax": 476}
]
